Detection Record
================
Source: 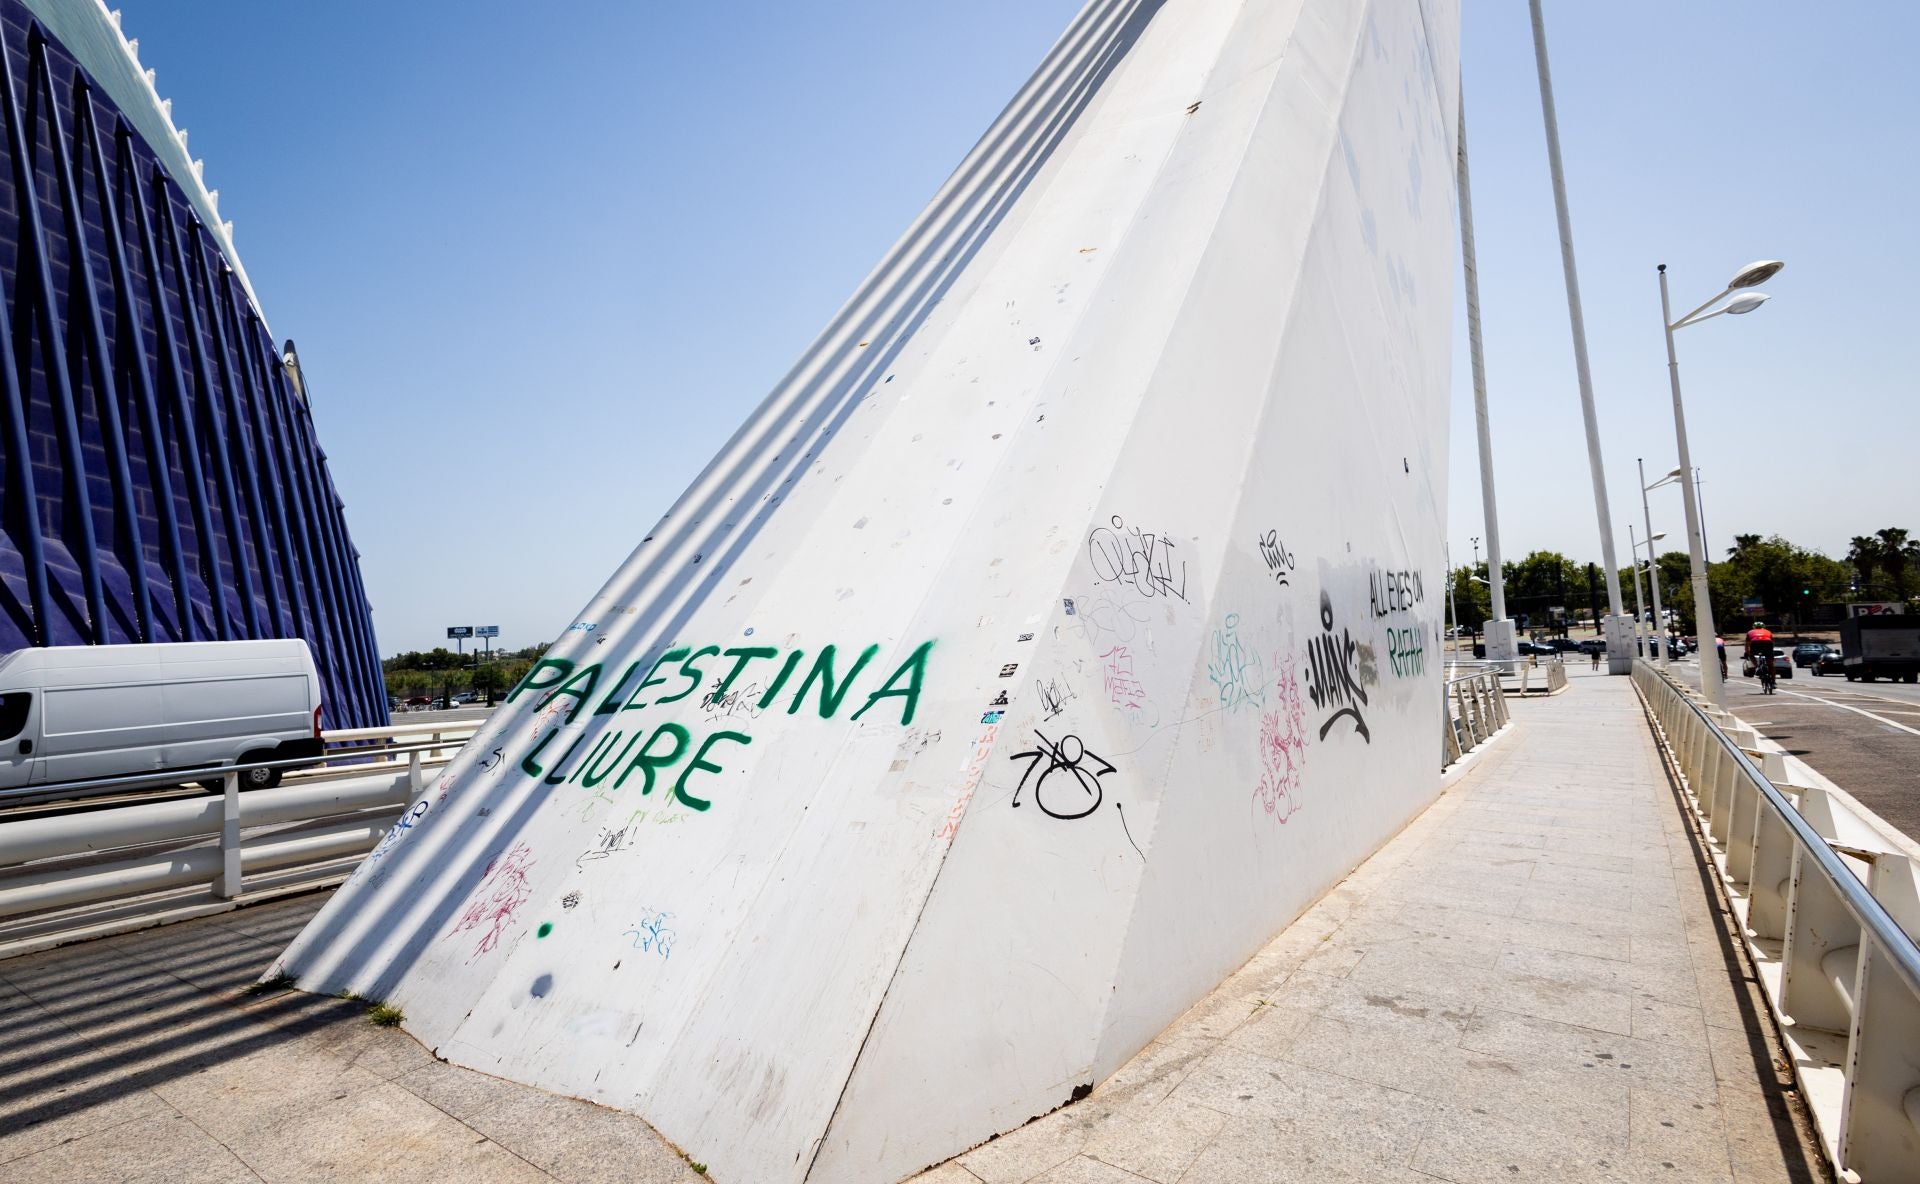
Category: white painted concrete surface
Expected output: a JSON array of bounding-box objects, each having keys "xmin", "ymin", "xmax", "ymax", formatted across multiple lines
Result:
[{"xmin": 272, "ymin": 2, "xmax": 1461, "ymax": 1180}]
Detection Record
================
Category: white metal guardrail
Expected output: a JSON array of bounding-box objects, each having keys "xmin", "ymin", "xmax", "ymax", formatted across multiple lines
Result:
[
  {"xmin": 1510, "ymin": 655, "xmax": 1569, "ymax": 695},
  {"xmin": 1442, "ymin": 668, "xmax": 1509, "ymax": 768},
  {"xmin": 0, "ymin": 717, "xmax": 485, "ymax": 812},
  {"xmin": 0, "ymin": 730, "xmax": 475, "ymax": 958},
  {"xmin": 1634, "ymin": 659, "xmax": 1920, "ymax": 1180}
]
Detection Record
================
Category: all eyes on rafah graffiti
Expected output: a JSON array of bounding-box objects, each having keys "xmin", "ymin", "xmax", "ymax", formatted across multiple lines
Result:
[{"xmin": 502, "ymin": 640, "xmax": 936, "ymax": 812}]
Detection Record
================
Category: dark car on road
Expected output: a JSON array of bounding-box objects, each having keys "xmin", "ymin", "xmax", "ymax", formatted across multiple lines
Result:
[
  {"xmin": 1578, "ymin": 639, "xmax": 1606, "ymax": 656},
  {"xmin": 1813, "ymin": 648, "xmax": 1846, "ymax": 676},
  {"xmin": 1792, "ymin": 643, "xmax": 1827, "ymax": 668}
]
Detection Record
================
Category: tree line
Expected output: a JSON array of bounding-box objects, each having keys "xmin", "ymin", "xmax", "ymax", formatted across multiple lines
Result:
[
  {"xmin": 1448, "ymin": 526, "xmax": 1915, "ymax": 637},
  {"xmin": 381, "ymin": 643, "xmax": 548, "ymax": 704}
]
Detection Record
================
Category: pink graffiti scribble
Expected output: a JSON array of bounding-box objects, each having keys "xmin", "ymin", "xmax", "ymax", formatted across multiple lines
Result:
[
  {"xmin": 449, "ymin": 842, "xmax": 537, "ymax": 959},
  {"xmin": 1255, "ymin": 663, "xmax": 1307, "ymax": 823},
  {"xmin": 1101, "ymin": 646, "xmax": 1149, "ymax": 710},
  {"xmin": 936, "ymin": 723, "xmax": 1001, "ymax": 843}
]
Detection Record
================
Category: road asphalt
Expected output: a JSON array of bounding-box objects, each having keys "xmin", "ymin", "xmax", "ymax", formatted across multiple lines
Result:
[{"xmin": 1665, "ymin": 651, "xmax": 1920, "ymax": 846}]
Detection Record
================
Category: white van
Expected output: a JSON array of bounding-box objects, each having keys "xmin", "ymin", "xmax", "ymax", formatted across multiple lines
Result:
[{"xmin": 0, "ymin": 640, "xmax": 325, "ymax": 793}]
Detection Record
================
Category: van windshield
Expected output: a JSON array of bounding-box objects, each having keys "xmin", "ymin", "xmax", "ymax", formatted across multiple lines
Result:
[{"xmin": 0, "ymin": 692, "xmax": 29, "ymax": 743}]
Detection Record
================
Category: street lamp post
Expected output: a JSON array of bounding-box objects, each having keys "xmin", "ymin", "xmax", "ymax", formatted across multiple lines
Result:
[
  {"xmin": 1657, "ymin": 259, "xmax": 1784, "ymax": 707},
  {"xmin": 1530, "ymin": 0, "xmax": 1630, "ymax": 672},
  {"xmin": 1639, "ymin": 458, "xmax": 1672, "ymax": 671},
  {"xmin": 1628, "ymin": 525, "xmax": 1649, "ymax": 657},
  {"xmin": 1456, "ymin": 93, "xmax": 1516, "ymax": 669},
  {"xmin": 1694, "ymin": 468, "xmax": 1712, "ymax": 566}
]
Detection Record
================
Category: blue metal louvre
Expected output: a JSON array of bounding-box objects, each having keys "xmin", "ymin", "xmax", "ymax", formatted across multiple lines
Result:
[{"xmin": 0, "ymin": 2, "xmax": 386, "ymax": 727}]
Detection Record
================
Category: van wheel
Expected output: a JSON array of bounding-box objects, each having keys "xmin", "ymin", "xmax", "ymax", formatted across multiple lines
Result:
[{"xmin": 239, "ymin": 753, "xmax": 282, "ymax": 791}]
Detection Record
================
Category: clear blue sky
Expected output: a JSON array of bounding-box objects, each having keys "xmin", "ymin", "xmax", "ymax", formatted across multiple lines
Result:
[{"xmin": 116, "ymin": 1, "xmax": 1918, "ymax": 654}]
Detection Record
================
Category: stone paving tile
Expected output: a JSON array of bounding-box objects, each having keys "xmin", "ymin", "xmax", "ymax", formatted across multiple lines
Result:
[
  {"xmin": 223, "ymin": 1079, "xmax": 556, "ymax": 1183},
  {"xmin": 0, "ymin": 1108, "xmax": 261, "ymax": 1184},
  {"xmin": 1080, "ymin": 1095, "xmax": 1226, "ymax": 1182},
  {"xmin": 395, "ymin": 1057, "xmax": 553, "ymax": 1122},
  {"xmin": 958, "ymin": 1105, "xmax": 1096, "ymax": 1184},
  {"xmin": 1171, "ymin": 1045, "xmax": 1444, "ymax": 1165},
  {"xmin": 1174, "ymin": 1115, "xmax": 1438, "ymax": 1182},
  {"xmin": 460, "ymin": 1088, "xmax": 700, "ymax": 1183},
  {"xmin": 1457, "ymin": 1008, "xmax": 1716, "ymax": 1095},
  {"xmin": 1028, "ymin": 1156, "xmax": 1151, "ymax": 1183},
  {"xmin": 0, "ymin": 1061, "xmax": 177, "ymax": 1167},
  {"xmin": 914, "ymin": 1165, "xmax": 987, "ymax": 1184}
]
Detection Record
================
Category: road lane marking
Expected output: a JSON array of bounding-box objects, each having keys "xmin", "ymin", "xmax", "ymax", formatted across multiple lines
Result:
[{"xmin": 1772, "ymin": 688, "xmax": 1920, "ymax": 738}]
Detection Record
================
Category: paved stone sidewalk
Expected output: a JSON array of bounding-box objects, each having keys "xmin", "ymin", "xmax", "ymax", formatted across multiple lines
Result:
[
  {"xmin": 0, "ymin": 894, "xmax": 703, "ymax": 1182},
  {"xmin": 0, "ymin": 672, "xmax": 1819, "ymax": 1183},
  {"xmin": 909, "ymin": 670, "xmax": 1821, "ymax": 1183}
]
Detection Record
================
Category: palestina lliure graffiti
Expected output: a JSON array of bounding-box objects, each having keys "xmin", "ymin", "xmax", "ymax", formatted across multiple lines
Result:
[{"xmin": 501, "ymin": 639, "xmax": 936, "ymax": 812}]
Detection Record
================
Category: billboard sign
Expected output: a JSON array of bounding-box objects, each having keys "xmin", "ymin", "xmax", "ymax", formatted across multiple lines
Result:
[
  {"xmin": 446, "ymin": 626, "xmax": 474, "ymax": 639},
  {"xmin": 1848, "ymin": 602, "xmax": 1907, "ymax": 618},
  {"xmin": 476, "ymin": 625, "xmax": 500, "ymax": 638}
]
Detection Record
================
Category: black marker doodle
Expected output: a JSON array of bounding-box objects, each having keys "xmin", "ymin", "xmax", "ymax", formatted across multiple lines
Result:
[
  {"xmin": 1258, "ymin": 530, "xmax": 1297, "ymax": 586},
  {"xmin": 1035, "ymin": 676, "xmax": 1076, "ymax": 722},
  {"xmin": 1087, "ymin": 516, "xmax": 1189, "ymax": 602},
  {"xmin": 1010, "ymin": 731, "xmax": 1116, "ymax": 820},
  {"xmin": 1304, "ymin": 591, "xmax": 1371, "ymax": 742},
  {"xmin": 576, "ymin": 825, "xmax": 635, "ymax": 870},
  {"xmin": 1115, "ymin": 801, "xmax": 1146, "ymax": 860}
]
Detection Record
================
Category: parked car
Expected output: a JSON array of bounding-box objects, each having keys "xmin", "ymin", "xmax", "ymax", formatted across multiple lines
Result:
[
  {"xmin": 1550, "ymin": 638, "xmax": 1584, "ymax": 653},
  {"xmin": 0, "ymin": 640, "xmax": 324, "ymax": 792},
  {"xmin": 1578, "ymin": 639, "xmax": 1606, "ymax": 656},
  {"xmin": 1814, "ymin": 649, "xmax": 1846, "ymax": 676},
  {"xmin": 1517, "ymin": 641, "xmax": 1558, "ymax": 656},
  {"xmin": 1791, "ymin": 643, "xmax": 1827, "ymax": 668}
]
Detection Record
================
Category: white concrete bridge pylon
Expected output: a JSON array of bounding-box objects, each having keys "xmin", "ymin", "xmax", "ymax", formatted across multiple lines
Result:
[{"xmin": 272, "ymin": 1, "xmax": 1462, "ymax": 1180}]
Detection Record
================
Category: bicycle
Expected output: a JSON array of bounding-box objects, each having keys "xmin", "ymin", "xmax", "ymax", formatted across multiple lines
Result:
[{"xmin": 1757, "ymin": 654, "xmax": 1777, "ymax": 695}]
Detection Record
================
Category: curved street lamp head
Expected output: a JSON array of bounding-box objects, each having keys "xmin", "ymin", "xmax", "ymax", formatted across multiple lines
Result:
[
  {"xmin": 1724, "ymin": 292, "xmax": 1770, "ymax": 315},
  {"xmin": 1666, "ymin": 467, "xmax": 1685, "ymax": 478},
  {"xmin": 1728, "ymin": 259, "xmax": 1785, "ymax": 289},
  {"xmin": 1651, "ymin": 532, "xmax": 1668, "ymax": 542}
]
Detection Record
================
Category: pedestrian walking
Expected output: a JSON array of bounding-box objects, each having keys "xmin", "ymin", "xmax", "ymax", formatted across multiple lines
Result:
[{"xmin": 1590, "ymin": 648, "xmax": 1600, "ymax": 671}]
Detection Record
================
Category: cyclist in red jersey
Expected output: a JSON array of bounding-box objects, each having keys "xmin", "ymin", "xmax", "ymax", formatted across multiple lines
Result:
[{"xmin": 1746, "ymin": 622, "xmax": 1776, "ymax": 693}]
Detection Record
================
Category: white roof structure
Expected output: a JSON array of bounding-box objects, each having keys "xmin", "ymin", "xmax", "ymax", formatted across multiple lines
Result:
[
  {"xmin": 274, "ymin": 1, "xmax": 1462, "ymax": 1180},
  {"xmin": 24, "ymin": 0, "xmax": 260, "ymax": 312}
]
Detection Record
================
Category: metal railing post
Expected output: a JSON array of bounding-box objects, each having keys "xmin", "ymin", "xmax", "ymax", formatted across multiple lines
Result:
[
  {"xmin": 216, "ymin": 770, "xmax": 241, "ymax": 899},
  {"xmin": 1747, "ymin": 786, "xmax": 1801, "ymax": 942},
  {"xmin": 408, "ymin": 749, "xmax": 423, "ymax": 795},
  {"xmin": 1780, "ymin": 834, "xmax": 1863, "ymax": 1036},
  {"xmin": 1840, "ymin": 931, "xmax": 1920, "ymax": 1176}
]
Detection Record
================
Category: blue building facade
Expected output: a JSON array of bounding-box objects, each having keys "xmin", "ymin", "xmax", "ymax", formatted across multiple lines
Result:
[{"xmin": 0, "ymin": 0, "xmax": 386, "ymax": 727}]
